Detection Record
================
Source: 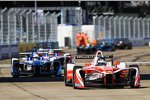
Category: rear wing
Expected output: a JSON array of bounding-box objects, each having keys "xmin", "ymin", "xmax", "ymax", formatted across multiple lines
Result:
[
  {"xmin": 38, "ymin": 49, "xmax": 63, "ymax": 51},
  {"xmin": 19, "ymin": 52, "xmax": 32, "ymax": 57},
  {"xmin": 19, "ymin": 52, "xmax": 32, "ymax": 55},
  {"xmin": 74, "ymin": 55, "xmax": 114, "ymax": 65},
  {"xmin": 75, "ymin": 55, "xmax": 113, "ymax": 59}
]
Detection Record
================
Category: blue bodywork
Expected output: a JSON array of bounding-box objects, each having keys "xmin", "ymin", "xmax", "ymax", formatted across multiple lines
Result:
[
  {"xmin": 11, "ymin": 52, "xmax": 62, "ymax": 77},
  {"xmin": 98, "ymin": 39, "xmax": 115, "ymax": 51},
  {"xmin": 76, "ymin": 45, "xmax": 97, "ymax": 54}
]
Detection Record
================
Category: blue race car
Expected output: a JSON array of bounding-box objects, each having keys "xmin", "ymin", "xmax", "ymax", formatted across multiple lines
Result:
[
  {"xmin": 114, "ymin": 38, "xmax": 132, "ymax": 50},
  {"xmin": 76, "ymin": 45, "xmax": 97, "ymax": 54},
  {"xmin": 11, "ymin": 49, "xmax": 68, "ymax": 78},
  {"xmin": 98, "ymin": 39, "xmax": 116, "ymax": 51}
]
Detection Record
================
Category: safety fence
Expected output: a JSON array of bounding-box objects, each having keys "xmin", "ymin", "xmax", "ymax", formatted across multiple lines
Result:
[
  {"xmin": 94, "ymin": 16, "xmax": 150, "ymax": 40},
  {"xmin": 0, "ymin": 8, "xmax": 58, "ymax": 45}
]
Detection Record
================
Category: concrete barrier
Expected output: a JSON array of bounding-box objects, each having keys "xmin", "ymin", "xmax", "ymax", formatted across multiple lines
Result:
[
  {"xmin": 0, "ymin": 45, "xmax": 10, "ymax": 59},
  {"xmin": 131, "ymin": 39, "xmax": 145, "ymax": 46},
  {"xmin": 10, "ymin": 44, "xmax": 19, "ymax": 58},
  {"xmin": 0, "ymin": 44, "xmax": 19, "ymax": 60}
]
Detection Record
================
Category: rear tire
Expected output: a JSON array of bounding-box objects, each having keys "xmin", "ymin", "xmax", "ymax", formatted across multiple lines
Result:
[
  {"xmin": 54, "ymin": 61, "xmax": 62, "ymax": 77},
  {"xmin": 129, "ymin": 64, "xmax": 140, "ymax": 88},
  {"xmin": 12, "ymin": 75, "xmax": 19, "ymax": 78},
  {"xmin": 12, "ymin": 60, "xmax": 20, "ymax": 78},
  {"xmin": 64, "ymin": 64, "xmax": 71, "ymax": 86},
  {"xmin": 105, "ymin": 74, "xmax": 114, "ymax": 88}
]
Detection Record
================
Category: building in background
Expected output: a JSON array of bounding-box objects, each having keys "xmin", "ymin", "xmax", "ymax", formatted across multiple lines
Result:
[{"xmin": 0, "ymin": 1, "xmax": 150, "ymax": 47}]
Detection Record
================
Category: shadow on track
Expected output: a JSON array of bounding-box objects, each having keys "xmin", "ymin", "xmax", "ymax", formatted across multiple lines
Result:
[
  {"xmin": 141, "ymin": 74, "xmax": 150, "ymax": 80},
  {"xmin": 66, "ymin": 83, "xmax": 149, "ymax": 90},
  {"xmin": 0, "ymin": 74, "xmax": 150, "ymax": 83},
  {"xmin": 80, "ymin": 86, "xmax": 149, "ymax": 90},
  {"xmin": 0, "ymin": 76, "xmax": 64, "ymax": 83}
]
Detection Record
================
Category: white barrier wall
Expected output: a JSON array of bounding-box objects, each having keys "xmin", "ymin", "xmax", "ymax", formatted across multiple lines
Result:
[
  {"xmin": 81, "ymin": 25, "xmax": 95, "ymax": 42},
  {"xmin": 57, "ymin": 24, "xmax": 95, "ymax": 47},
  {"xmin": 57, "ymin": 24, "xmax": 80, "ymax": 47}
]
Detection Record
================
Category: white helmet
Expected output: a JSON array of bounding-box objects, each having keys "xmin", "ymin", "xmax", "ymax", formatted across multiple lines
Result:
[
  {"xmin": 33, "ymin": 54, "xmax": 39, "ymax": 58},
  {"xmin": 96, "ymin": 60, "xmax": 106, "ymax": 66},
  {"xmin": 33, "ymin": 54, "xmax": 39, "ymax": 61}
]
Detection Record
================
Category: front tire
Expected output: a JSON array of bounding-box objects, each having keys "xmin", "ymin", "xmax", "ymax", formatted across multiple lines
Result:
[
  {"xmin": 73, "ymin": 66, "xmax": 83, "ymax": 89},
  {"xmin": 12, "ymin": 59, "xmax": 20, "ymax": 78}
]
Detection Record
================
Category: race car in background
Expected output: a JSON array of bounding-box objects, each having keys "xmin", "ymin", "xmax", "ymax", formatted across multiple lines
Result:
[
  {"xmin": 11, "ymin": 48, "xmax": 71, "ymax": 77},
  {"xmin": 64, "ymin": 50, "xmax": 140, "ymax": 89},
  {"xmin": 98, "ymin": 39, "xmax": 116, "ymax": 51},
  {"xmin": 30, "ymin": 47, "xmax": 72, "ymax": 69},
  {"xmin": 114, "ymin": 38, "xmax": 132, "ymax": 49},
  {"xmin": 76, "ymin": 32, "xmax": 98, "ymax": 54},
  {"xmin": 76, "ymin": 45, "xmax": 97, "ymax": 54}
]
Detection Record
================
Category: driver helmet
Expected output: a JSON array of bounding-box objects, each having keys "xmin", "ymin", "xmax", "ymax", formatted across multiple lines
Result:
[
  {"xmin": 39, "ymin": 48, "xmax": 43, "ymax": 51},
  {"xmin": 49, "ymin": 49, "xmax": 54, "ymax": 56},
  {"xmin": 96, "ymin": 60, "xmax": 107, "ymax": 66},
  {"xmin": 119, "ymin": 41, "xmax": 123, "ymax": 44},
  {"xmin": 33, "ymin": 54, "xmax": 39, "ymax": 61}
]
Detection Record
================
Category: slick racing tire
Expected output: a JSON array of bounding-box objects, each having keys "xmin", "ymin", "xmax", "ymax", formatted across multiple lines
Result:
[
  {"xmin": 12, "ymin": 74, "xmax": 19, "ymax": 78},
  {"xmin": 53, "ymin": 61, "xmax": 62, "ymax": 77},
  {"xmin": 12, "ymin": 59, "xmax": 20, "ymax": 78},
  {"xmin": 64, "ymin": 64, "xmax": 71, "ymax": 86},
  {"xmin": 73, "ymin": 66, "xmax": 84, "ymax": 89},
  {"xmin": 129, "ymin": 64, "xmax": 140, "ymax": 88},
  {"xmin": 125, "ymin": 45, "xmax": 131, "ymax": 50},
  {"xmin": 112, "ymin": 45, "xmax": 116, "ymax": 51}
]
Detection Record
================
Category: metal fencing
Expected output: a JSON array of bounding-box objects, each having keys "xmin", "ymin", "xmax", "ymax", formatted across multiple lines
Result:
[
  {"xmin": 0, "ymin": 8, "xmax": 59, "ymax": 45},
  {"xmin": 94, "ymin": 16, "xmax": 150, "ymax": 40}
]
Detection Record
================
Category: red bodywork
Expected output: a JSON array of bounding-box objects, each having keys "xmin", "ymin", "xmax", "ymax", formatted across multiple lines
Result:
[{"xmin": 65, "ymin": 50, "xmax": 140, "ymax": 89}]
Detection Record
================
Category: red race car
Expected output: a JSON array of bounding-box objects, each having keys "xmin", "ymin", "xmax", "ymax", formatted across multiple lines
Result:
[{"xmin": 64, "ymin": 50, "xmax": 140, "ymax": 89}]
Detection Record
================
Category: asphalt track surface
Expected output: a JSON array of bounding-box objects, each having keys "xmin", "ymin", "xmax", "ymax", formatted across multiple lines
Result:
[{"xmin": 0, "ymin": 46, "xmax": 150, "ymax": 100}]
